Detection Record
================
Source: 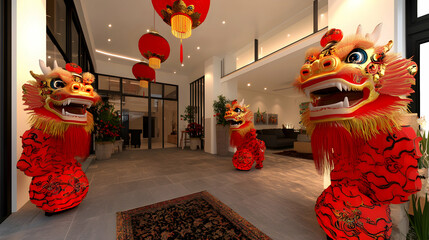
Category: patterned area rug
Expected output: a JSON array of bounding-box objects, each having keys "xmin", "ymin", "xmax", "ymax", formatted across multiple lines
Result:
[
  {"xmin": 273, "ymin": 150, "xmax": 314, "ymax": 160},
  {"xmin": 116, "ymin": 191, "xmax": 271, "ymax": 240}
]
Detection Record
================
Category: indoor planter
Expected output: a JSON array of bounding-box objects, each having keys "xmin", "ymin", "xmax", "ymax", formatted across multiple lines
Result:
[
  {"xmin": 213, "ymin": 95, "xmax": 230, "ymax": 155},
  {"xmin": 187, "ymin": 122, "xmax": 202, "ymax": 150},
  {"xmin": 92, "ymin": 100, "xmax": 122, "ymax": 160}
]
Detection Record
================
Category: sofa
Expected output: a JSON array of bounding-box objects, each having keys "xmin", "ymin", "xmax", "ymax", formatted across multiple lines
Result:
[{"xmin": 256, "ymin": 128, "xmax": 298, "ymax": 149}]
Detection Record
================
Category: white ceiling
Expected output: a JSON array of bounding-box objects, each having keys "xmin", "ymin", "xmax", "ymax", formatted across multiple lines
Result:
[{"xmin": 77, "ymin": 0, "xmax": 315, "ymax": 83}]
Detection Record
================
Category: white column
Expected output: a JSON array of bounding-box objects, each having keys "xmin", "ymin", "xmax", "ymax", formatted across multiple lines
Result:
[
  {"xmin": 204, "ymin": 57, "xmax": 222, "ymax": 154},
  {"xmin": 12, "ymin": 0, "xmax": 46, "ymax": 211}
]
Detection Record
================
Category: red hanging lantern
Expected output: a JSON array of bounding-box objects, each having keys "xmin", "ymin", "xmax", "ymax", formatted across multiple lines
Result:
[
  {"xmin": 132, "ymin": 62, "xmax": 155, "ymax": 89},
  {"xmin": 138, "ymin": 31, "xmax": 170, "ymax": 69},
  {"xmin": 152, "ymin": 0, "xmax": 210, "ymax": 64}
]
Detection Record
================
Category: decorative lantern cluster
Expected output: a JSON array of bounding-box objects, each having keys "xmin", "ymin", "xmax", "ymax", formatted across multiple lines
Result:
[{"xmin": 152, "ymin": 0, "xmax": 210, "ymax": 63}]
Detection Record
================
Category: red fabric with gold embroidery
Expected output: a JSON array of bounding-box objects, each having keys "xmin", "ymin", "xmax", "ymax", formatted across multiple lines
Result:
[{"xmin": 232, "ymin": 129, "xmax": 266, "ymax": 170}]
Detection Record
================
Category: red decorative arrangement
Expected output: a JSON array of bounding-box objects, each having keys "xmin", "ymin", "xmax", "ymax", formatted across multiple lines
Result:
[
  {"xmin": 295, "ymin": 25, "xmax": 421, "ymax": 239},
  {"xmin": 17, "ymin": 60, "xmax": 100, "ymax": 214},
  {"xmin": 224, "ymin": 100, "xmax": 266, "ymax": 170},
  {"xmin": 151, "ymin": 0, "xmax": 210, "ymax": 64},
  {"xmin": 186, "ymin": 122, "xmax": 202, "ymax": 137}
]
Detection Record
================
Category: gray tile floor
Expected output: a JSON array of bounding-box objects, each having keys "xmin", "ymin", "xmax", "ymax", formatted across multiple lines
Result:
[{"xmin": 0, "ymin": 148, "xmax": 327, "ymax": 240}]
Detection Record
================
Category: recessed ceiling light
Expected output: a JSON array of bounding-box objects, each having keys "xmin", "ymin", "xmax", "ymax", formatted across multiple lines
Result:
[
  {"xmin": 264, "ymin": 87, "xmax": 267, "ymax": 90},
  {"xmin": 247, "ymin": 83, "xmax": 251, "ymax": 87},
  {"xmin": 108, "ymin": 38, "xmax": 111, "ymax": 42},
  {"xmin": 287, "ymin": 34, "xmax": 290, "ymax": 37},
  {"xmin": 181, "ymin": 64, "xmax": 184, "ymax": 67},
  {"xmin": 321, "ymin": 14, "xmax": 324, "ymax": 17},
  {"xmin": 222, "ymin": 20, "xmax": 226, "ymax": 24},
  {"xmin": 147, "ymin": 29, "xmax": 150, "ymax": 32},
  {"xmin": 197, "ymin": 46, "xmax": 200, "ymax": 50},
  {"xmin": 108, "ymin": 24, "xmax": 112, "ymax": 28},
  {"xmin": 174, "ymin": 71, "xmax": 176, "ymax": 74},
  {"xmin": 236, "ymin": 58, "xmax": 239, "ymax": 61},
  {"xmin": 48, "ymin": 56, "xmax": 51, "ymax": 59},
  {"xmin": 188, "ymin": 55, "xmax": 190, "ymax": 59},
  {"xmin": 108, "ymin": 58, "xmax": 111, "ymax": 61}
]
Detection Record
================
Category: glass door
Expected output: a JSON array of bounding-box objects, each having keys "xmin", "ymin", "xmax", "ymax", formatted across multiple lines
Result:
[
  {"xmin": 164, "ymin": 100, "xmax": 178, "ymax": 148},
  {"xmin": 122, "ymin": 96, "xmax": 148, "ymax": 149}
]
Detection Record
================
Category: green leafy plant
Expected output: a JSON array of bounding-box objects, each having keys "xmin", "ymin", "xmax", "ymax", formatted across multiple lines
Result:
[
  {"xmin": 180, "ymin": 105, "xmax": 196, "ymax": 124},
  {"xmin": 92, "ymin": 101, "xmax": 122, "ymax": 142},
  {"xmin": 417, "ymin": 116, "xmax": 428, "ymax": 169},
  {"xmin": 213, "ymin": 95, "xmax": 230, "ymax": 126},
  {"xmin": 408, "ymin": 194, "xmax": 429, "ymax": 240}
]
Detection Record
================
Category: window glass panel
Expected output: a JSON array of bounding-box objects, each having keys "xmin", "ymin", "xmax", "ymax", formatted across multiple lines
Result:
[
  {"xmin": 46, "ymin": 0, "xmax": 66, "ymax": 51},
  {"xmin": 123, "ymin": 79, "xmax": 147, "ymax": 96},
  {"xmin": 418, "ymin": 0, "xmax": 429, "ymax": 18},
  {"xmin": 420, "ymin": 42, "xmax": 429, "ymax": 118},
  {"xmin": 151, "ymin": 83, "xmax": 163, "ymax": 98},
  {"xmin": 164, "ymin": 100, "xmax": 178, "ymax": 148},
  {"xmin": 164, "ymin": 85, "xmax": 177, "ymax": 99},
  {"xmin": 98, "ymin": 75, "xmax": 120, "ymax": 91},
  {"xmin": 46, "ymin": 34, "xmax": 66, "ymax": 68},
  {"xmin": 318, "ymin": 0, "xmax": 328, "ymax": 30},
  {"xmin": 71, "ymin": 20, "xmax": 79, "ymax": 64},
  {"xmin": 151, "ymin": 99, "xmax": 163, "ymax": 149}
]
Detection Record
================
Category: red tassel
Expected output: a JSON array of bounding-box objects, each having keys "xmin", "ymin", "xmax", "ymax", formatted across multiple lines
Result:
[{"xmin": 180, "ymin": 40, "xmax": 183, "ymax": 64}]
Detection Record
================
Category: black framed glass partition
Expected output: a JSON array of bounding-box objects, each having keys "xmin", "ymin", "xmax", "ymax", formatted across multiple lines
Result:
[
  {"xmin": 96, "ymin": 74, "xmax": 179, "ymax": 149},
  {"xmin": 0, "ymin": 0, "xmax": 12, "ymax": 224}
]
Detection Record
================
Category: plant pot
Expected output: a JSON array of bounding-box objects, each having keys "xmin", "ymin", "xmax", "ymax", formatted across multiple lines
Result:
[
  {"xmin": 95, "ymin": 141, "xmax": 114, "ymax": 160},
  {"xmin": 190, "ymin": 137, "xmax": 201, "ymax": 150},
  {"xmin": 216, "ymin": 124, "xmax": 230, "ymax": 156}
]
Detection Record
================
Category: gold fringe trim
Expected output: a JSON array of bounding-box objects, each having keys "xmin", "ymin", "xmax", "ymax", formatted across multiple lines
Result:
[
  {"xmin": 28, "ymin": 112, "xmax": 94, "ymax": 138},
  {"xmin": 303, "ymin": 101, "xmax": 409, "ymax": 141},
  {"xmin": 230, "ymin": 122, "xmax": 254, "ymax": 137}
]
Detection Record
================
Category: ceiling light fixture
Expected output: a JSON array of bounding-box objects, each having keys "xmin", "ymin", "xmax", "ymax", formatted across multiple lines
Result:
[
  {"xmin": 174, "ymin": 71, "xmax": 176, "ymax": 74},
  {"xmin": 247, "ymin": 83, "xmax": 251, "ymax": 87},
  {"xmin": 48, "ymin": 56, "xmax": 51, "ymax": 59},
  {"xmin": 108, "ymin": 24, "xmax": 112, "ymax": 28},
  {"xmin": 264, "ymin": 87, "xmax": 267, "ymax": 90},
  {"xmin": 147, "ymin": 29, "xmax": 150, "ymax": 32},
  {"xmin": 96, "ymin": 49, "xmax": 141, "ymax": 62},
  {"xmin": 222, "ymin": 20, "xmax": 226, "ymax": 24},
  {"xmin": 321, "ymin": 14, "xmax": 324, "ymax": 17},
  {"xmin": 108, "ymin": 58, "xmax": 111, "ymax": 61},
  {"xmin": 287, "ymin": 34, "xmax": 290, "ymax": 37},
  {"xmin": 188, "ymin": 55, "xmax": 190, "ymax": 59},
  {"xmin": 197, "ymin": 46, "xmax": 200, "ymax": 50},
  {"xmin": 181, "ymin": 64, "xmax": 184, "ymax": 67},
  {"xmin": 108, "ymin": 38, "xmax": 111, "ymax": 42}
]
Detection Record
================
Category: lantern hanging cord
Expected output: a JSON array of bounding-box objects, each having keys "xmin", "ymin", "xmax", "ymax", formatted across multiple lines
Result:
[{"xmin": 153, "ymin": 9, "xmax": 156, "ymax": 30}]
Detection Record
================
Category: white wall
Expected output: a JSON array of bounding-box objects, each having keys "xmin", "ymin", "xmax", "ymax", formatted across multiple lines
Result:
[
  {"xmin": 328, "ymin": 0, "xmax": 396, "ymax": 47},
  {"xmin": 12, "ymin": 0, "xmax": 46, "ymax": 211},
  {"xmin": 237, "ymin": 89, "xmax": 308, "ymax": 130},
  {"xmin": 95, "ymin": 60, "xmax": 191, "ymax": 134}
]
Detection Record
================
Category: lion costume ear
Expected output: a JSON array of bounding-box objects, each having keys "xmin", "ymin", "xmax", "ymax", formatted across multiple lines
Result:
[
  {"xmin": 225, "ymin": 103, "xmax": 231, "ymax": 109},
  {"xmin": 30, "ymin": 71, "xmax": 44, "ymax": 82}
]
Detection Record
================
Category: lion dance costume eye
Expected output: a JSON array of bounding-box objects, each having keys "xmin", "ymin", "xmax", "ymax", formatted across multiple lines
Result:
[
  {"xmin": 17, "ymin": 60, "xmax": 100, "ymax": 215},
  {"xmin": 295, "ymin": 24, "xmax": 422, "ymax": 239},
  {"xmin": 224, "ymin": 99, "xmax": 266, "ymax": 170}
]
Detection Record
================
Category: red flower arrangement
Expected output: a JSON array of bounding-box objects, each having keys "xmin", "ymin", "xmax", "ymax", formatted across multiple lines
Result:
[
  {"xmin": 92, "ymin": 101, "xmax": 122, "ymax": 142},
  {"xmin": 186, "ymin": 122, "xmax": 203, "ymax": 138}
]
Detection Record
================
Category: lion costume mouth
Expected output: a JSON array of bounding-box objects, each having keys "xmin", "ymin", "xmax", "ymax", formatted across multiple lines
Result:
[{"xmin": 47, "ymin": 97, "xmax": 94, "ymax": 123}]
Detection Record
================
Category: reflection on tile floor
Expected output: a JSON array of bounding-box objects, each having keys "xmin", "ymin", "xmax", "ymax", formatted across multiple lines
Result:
[{"xmin": 0, "ymin": 148, "xmax": 326, "ymax": 240}]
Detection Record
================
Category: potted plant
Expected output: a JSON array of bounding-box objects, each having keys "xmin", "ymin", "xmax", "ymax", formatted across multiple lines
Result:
[
  {"xmin": 417, "ymin": 116, "xmax": 428, "ymax": 196},
  {"xmin": 92, "ymin": 100, "xmax": 121, "ymax": 160},
  {"xmin": 187, "ymin": 122, "xmax": 203, "ymax": 150},
  {"xmin": 213, "ymin": 95, "xmax": 230, "ymax": 155}
]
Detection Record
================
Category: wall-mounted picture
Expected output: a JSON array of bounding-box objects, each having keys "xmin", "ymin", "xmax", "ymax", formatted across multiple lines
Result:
[
  {"xmin": 254, "ymin": 109, "xmax": 267, "ymax": 125},
  {"xmin": 268, "ymin": 114, "xmax": 278, "ymax": 125}
]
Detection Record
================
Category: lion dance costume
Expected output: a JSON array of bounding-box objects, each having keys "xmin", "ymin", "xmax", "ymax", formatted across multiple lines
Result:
[
  {"xmin": 224, "ymin": 99, "xmax": 266, "ymax": 170},
  {"xmin": 17, "ymin": 60, "xmax": 100, "ymax": 214},
  {"xmin": 295, "ymin": 24, "xmax": 422, "ymax": 239}
]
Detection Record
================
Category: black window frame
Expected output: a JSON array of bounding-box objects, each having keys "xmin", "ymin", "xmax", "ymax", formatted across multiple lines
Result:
[
  {"xmin": 406, "ymin": 0, "xmax": 429, "ymax": 116},
  {"xmin": 0, "ymin": 0, "xmax": 12, "ymax": 224},
  {"xmin": 95, "ymin": 73, "xmax": 179, "ymax": 149}
]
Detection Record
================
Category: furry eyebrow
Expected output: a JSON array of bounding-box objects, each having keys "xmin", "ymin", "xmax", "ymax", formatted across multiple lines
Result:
[{"xmin": 335, "ymin": 36, "xmax": 374, "ymax": 60}]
